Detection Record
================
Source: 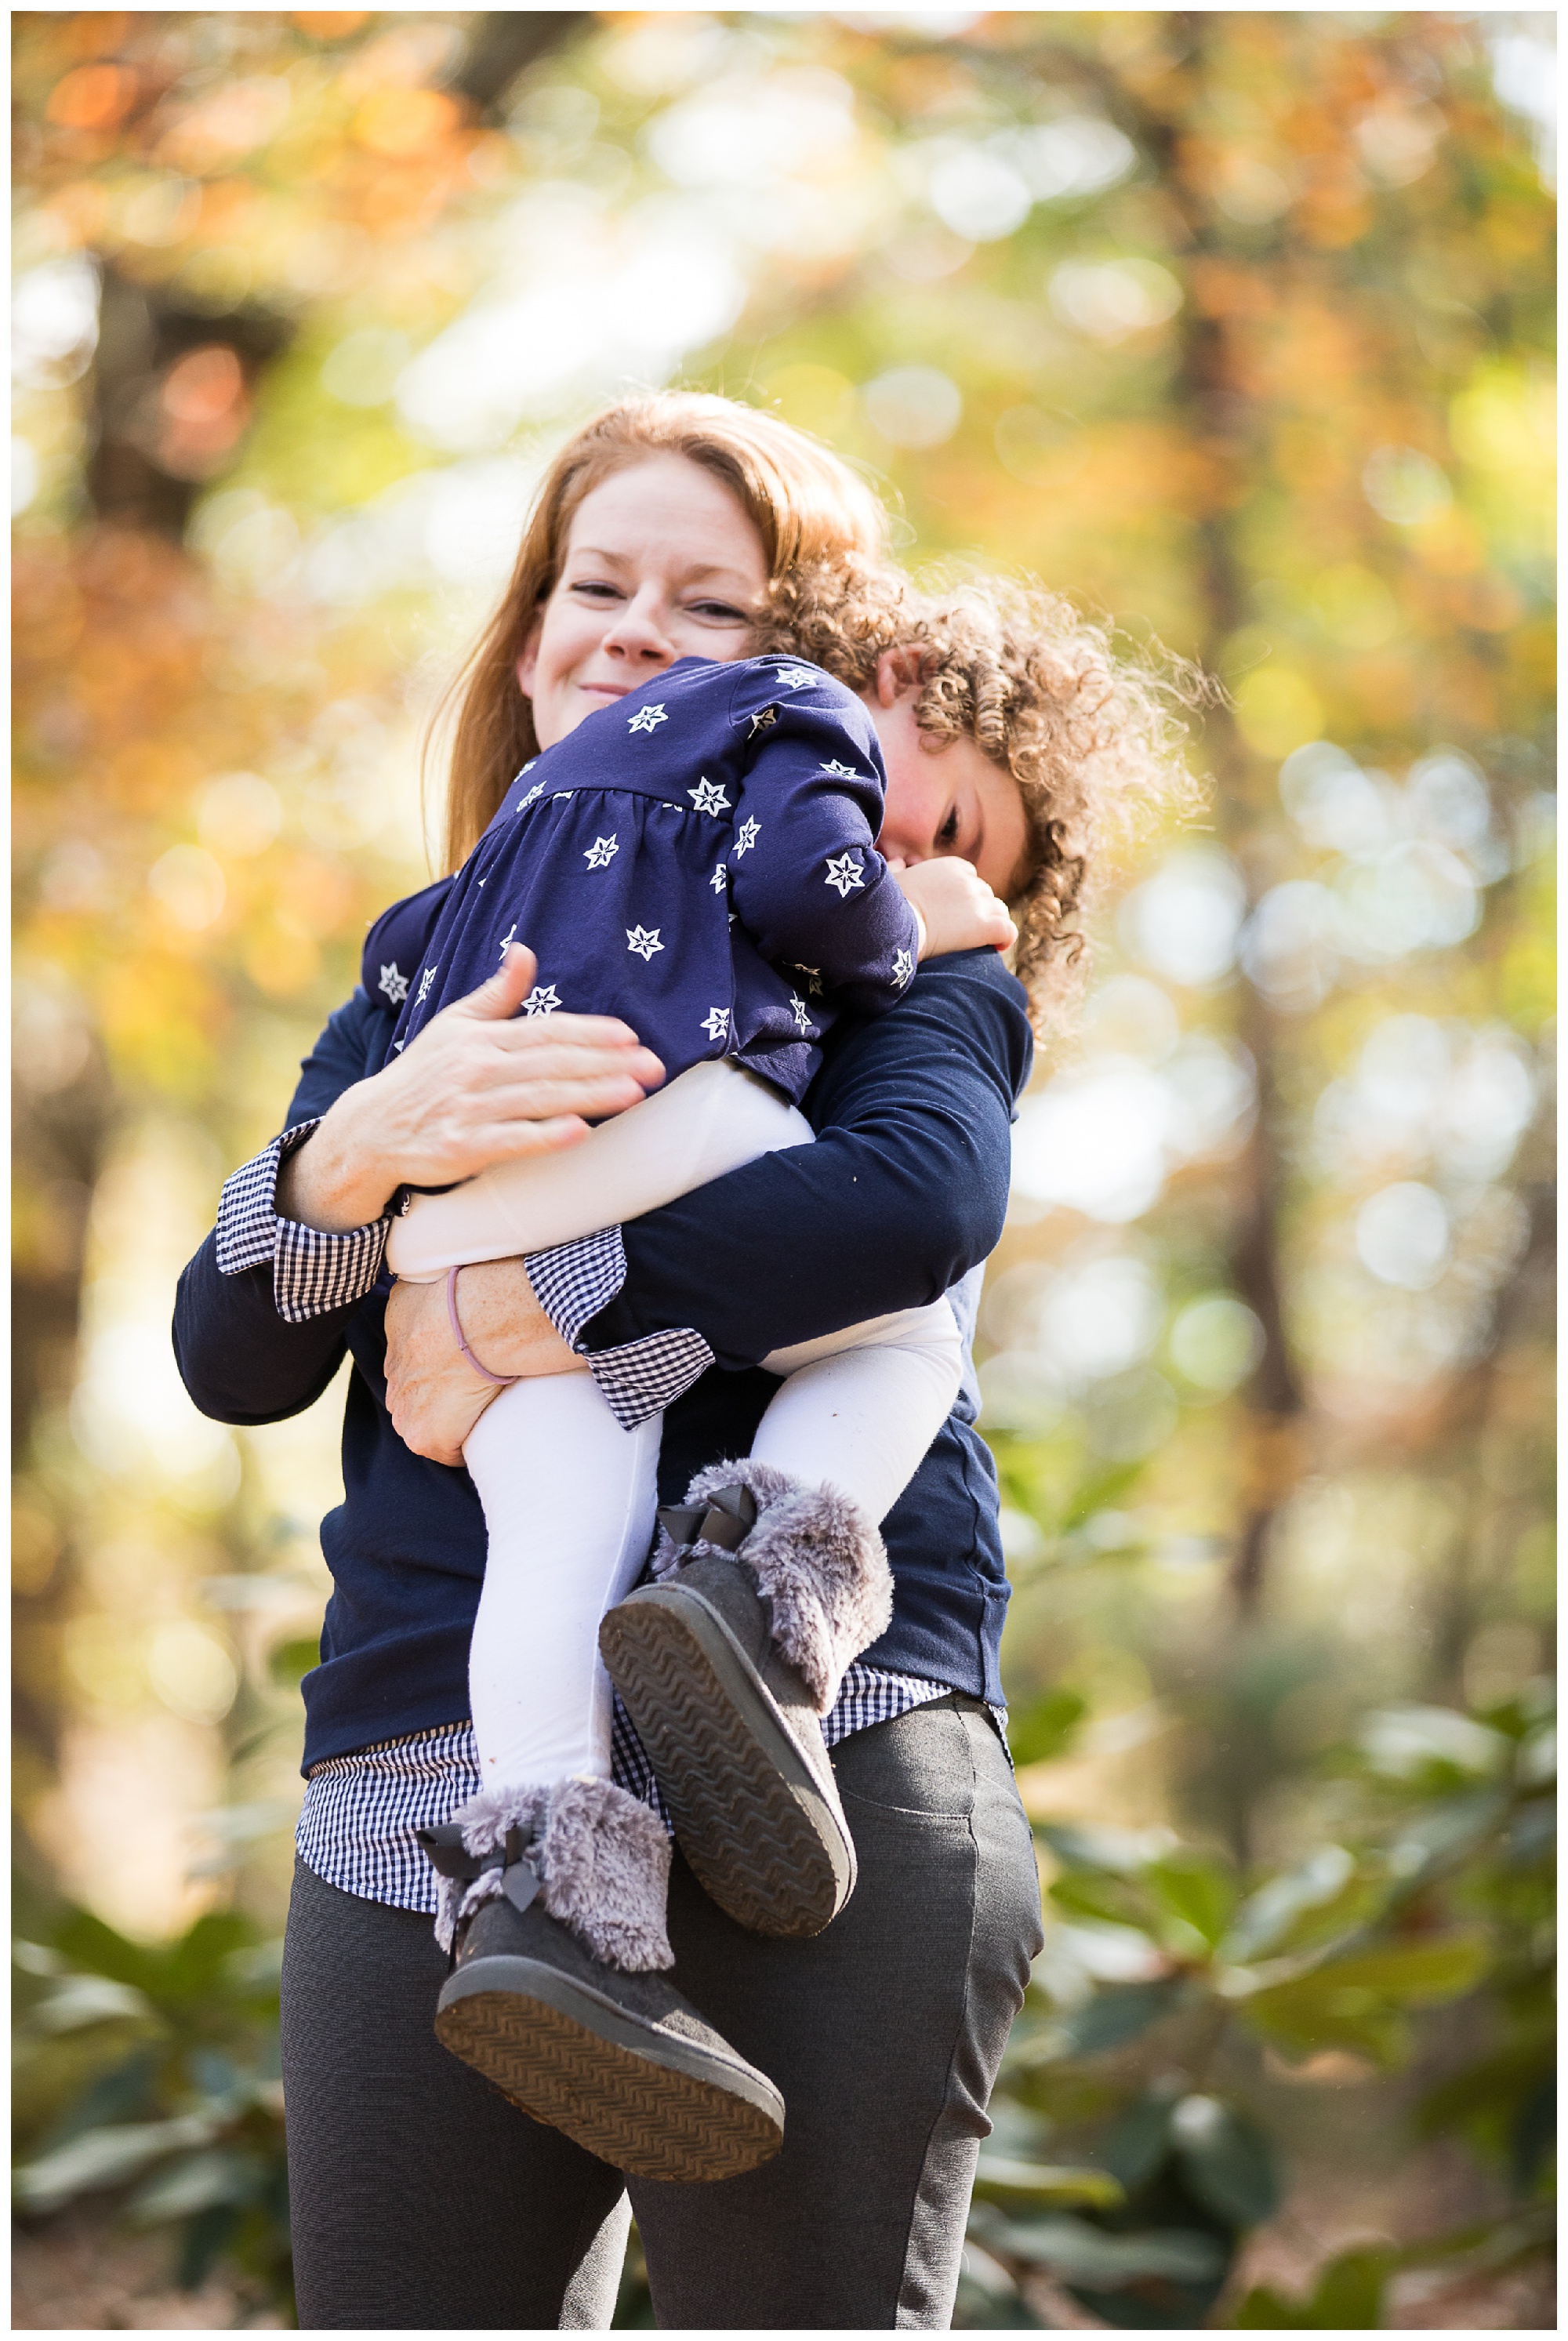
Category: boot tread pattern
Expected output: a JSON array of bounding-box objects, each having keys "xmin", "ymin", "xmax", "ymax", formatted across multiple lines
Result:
[
  {"xmin": 435, "ymin": 1990, "xmax": 780, "ymax": 2181},
  {"xmin": 601, "ymin": 1603, "xmax": 848, "ymax": 1937}
]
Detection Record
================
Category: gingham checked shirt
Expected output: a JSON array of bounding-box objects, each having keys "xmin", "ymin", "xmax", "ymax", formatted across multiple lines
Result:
[{"xmin": 218, "ymin": 1126, "xmax": 989, "ymax": 1916}]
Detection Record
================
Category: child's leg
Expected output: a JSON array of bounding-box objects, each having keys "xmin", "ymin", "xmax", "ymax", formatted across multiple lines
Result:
[
  {"xmin": 461, "ymin": 1373, "xmax": 660, "ymax": 1784},
  {"xmin": 597, "ymin": 1301, "xmax": 965, "ymax": 1944},
  {"xmin": 387, "ymin": 1059, "xmax": 813, "ymax": 1279},
  {"xmin": 753, "ymin": 1300, "xmax": 965, "ymax": 1528}
]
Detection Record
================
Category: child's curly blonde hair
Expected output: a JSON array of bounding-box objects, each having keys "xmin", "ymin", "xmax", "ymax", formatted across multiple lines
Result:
[{"xmin": 759, "ymin": 561, "xmax": 1208, "ymax": 1035}]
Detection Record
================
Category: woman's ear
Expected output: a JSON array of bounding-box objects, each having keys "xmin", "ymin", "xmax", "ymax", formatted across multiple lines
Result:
[
  {"xmin": 874, "ymin": 644, "xmax": 925, "ymax": 706},
  {"xmin": 515, "ymin": 616, "xmax": 543, "ymax": 702}
]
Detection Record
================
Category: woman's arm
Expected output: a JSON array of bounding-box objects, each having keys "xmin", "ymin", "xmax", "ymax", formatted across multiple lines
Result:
[
  {"xmin": 383, "ymin": 949, "xmax": 1031, "ymax": 1457},
  {"xmin": 278, "ymin": 946, "xmax": 662, "ymax": 1232},
  {"xmin": 173, "ymin": 947, "xmax": 665, "ymax": 1426},
  {"xmin": 589, "ymin": 949, "xmax": 1032, "ymax": 1362}
]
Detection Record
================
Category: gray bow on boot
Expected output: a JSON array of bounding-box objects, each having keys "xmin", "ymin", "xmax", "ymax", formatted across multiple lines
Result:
[{"xmin": 597, "ymin": 1458, "xmax": 893, "ymax": 1938}]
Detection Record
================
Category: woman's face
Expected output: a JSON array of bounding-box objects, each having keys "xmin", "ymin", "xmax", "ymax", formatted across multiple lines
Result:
[{"xmin": 518, "ymin": 453, "xmax": 770, "ymax": 749}]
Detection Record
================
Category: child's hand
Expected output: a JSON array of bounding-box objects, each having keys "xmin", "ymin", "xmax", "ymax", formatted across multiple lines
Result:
[{"xmin": 892, "ymin": 858, "xmax": 1017, "ymax": 961}]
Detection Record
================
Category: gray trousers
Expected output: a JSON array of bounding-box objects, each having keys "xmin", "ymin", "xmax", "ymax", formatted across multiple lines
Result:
[{"xmin": 280, "ymin": 1694, "xmax": 1043, "ymax": 2329}]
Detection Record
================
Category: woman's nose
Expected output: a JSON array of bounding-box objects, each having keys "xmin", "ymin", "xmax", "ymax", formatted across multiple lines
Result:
[{"xmin": 603, "ymin": 586, "xmax": 675, "ymax": 663}]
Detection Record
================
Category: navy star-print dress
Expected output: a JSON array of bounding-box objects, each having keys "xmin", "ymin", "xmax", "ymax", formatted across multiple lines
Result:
[{"xmin": 366, "ymin": 656, "xmax": 920, "ymax": 1105}]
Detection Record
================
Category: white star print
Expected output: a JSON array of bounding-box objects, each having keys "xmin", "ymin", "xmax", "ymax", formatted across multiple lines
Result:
[
  {"xmin": 523, "ymin": 984, "xmax": 562, "ymax": 1015},
  {"xmin": 702, "ymin": 1007, "xmax": 731, "ymax": 1041},
  {"xmin": 498, "ymin": 924, "xmax": 518, "ymax": 956},
  {"xmin": 825, "ymin": 851, "xmax": 866, "ymax": 898},
  {"xmin": 749, "ymin": 705, "xmax": 779, "ymax": 735},
  {"xmin": 379, "ymin": 962, "xmax": 408, "ymax": 1005},
  {"xmin": 688, "ymin": 777, "xmax": 730, "ymax": 816},
  {"xmin": 734, "ymin": 817, "xmax": 761, "ymax": 858},
  {"xmin": 774, "ymin": 666, "xmax": 815, "ymax": 691},
  {"xmin": 792, "ymin": 964, "xmax": 823, "ymax": 996},
  {"xmin": 416, "ymin": 966, "xmax": 437, "ymax": 1005},
  {"xmin": 893, "ymin": 947, "xmax": 914, "ymax": 986},
  {"xmin": 789, "ymin": 993, "xmax": 814, "ymax": 1033},
  {"xmin": 515, "ymin": 780, "xmax": 545, "ymax": 811},
  {"xmin": 584, "ymin": 835, "xmax": 619, "ymax": 869},
  {"xmin": 817, "ymin": 759, "xmax": 859, "ymax": 779},
  {"xmin": 709, "ymin": 862, "xmax": 728, "ymax": 893},
  {"xmin": 628, "ymin": 703, "xmax": 667, "ymax": 735},
  {"xmin": 626, "ymin": 924, "xmax": 664, "ymax": 962}
]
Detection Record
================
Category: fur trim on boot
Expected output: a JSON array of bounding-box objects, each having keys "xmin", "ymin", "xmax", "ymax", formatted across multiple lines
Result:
[
  {"xmin": 432, "ymin": 1782, "xmax": 550, "ymax": 1952},
  {"xmin": 437, "ymin": 1776, "xmax": 673, "ymax": 1972},
  {"xmin": 660, "ymin": 1459, "xmax": 893, "ymax": 1715}
]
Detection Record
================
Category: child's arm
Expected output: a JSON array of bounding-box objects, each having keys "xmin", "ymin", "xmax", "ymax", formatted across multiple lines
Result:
[
  {"xmin": 723, "ymin": 663, "xmax": 920, "ymax": 1018},
  {"xmin": 892, "ymin": 857, "xmax": 1017, "ymax": 962}
]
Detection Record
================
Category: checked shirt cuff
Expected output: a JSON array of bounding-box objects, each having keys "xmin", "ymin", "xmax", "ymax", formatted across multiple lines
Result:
[
  {"xmin": 526, "ymin": 1226, "xmax": 715, "ymax": 1431},
  {"xmin": 216, "ymin": 1122, "xmax": 390, "ymax": 1324}
]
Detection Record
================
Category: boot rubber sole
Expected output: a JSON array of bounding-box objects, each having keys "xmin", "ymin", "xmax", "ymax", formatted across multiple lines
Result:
[
  {"xmin": 599, "ymin": 1584, "xmax": 855, "ymax": 1939},
  {"xmin": 434, "ymin": 1952, "xmax": 783, "ymax": 2182}
]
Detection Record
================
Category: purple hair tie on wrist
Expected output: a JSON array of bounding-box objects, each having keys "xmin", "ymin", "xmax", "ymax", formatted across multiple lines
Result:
[{"xmin": 445, "ymin": 1266, "xmax": 519, "ymax": 1387}]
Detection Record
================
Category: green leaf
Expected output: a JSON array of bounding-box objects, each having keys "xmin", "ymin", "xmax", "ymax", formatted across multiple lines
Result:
[
  {"xmin": 1230, "ymin": 2245, "xmax": 1392, "ymax": 2327},
  {"xmin": 1007, "ymin": 1686, "xmax": 1088, "ymax": 1768},
  {"xmin": 1048, "ymin": 1874, "xmax": 1151, "ymax": 1928},
  {"xmin": 996, "ymin": 2214, "xmax": 1227, "ymax": 2289},
  {"xmin": 14, "ymin": 2114, "xmax": 219, "ymax": 2214},
  {"xmin": 268, "ymin": 1633, "xmax": 322, "ymax": 1687},
  {"xmin": 1303, "ymin": 1931, "xmax": 1491, "ymax": 2002},
  {"xmin": 25, "ymin": 1974, "xmax": 158, "ymax": 2035},
  {"xmin": 1170, "ymin": 2096, "xmax": 1279, "ymax": 2228},
  {"xmin": 1221, "ymin": 1846, "xmax": 1356, "ymax": 1963},
  {"xmin": 1058, "ymin": 1461, "xmax": 1147, "ymax": 1534},
  {"xmin": 1241, "ymin": 1981, "xmax": 1410, "ymax": 2069},
  {"xmin": 1145, "ymin": 1855, "xmax": 1236, "ymax": 1950},
  {"xmin": 1037, "ymin": 1822, "xmax": 1177, "ymax": 1875},
  {"xmin": 127, "ymin": 2146, "xmax": 264, "ymax": 2225},
  {"xmin": 1095, "ymin": 2092, "xmax": 1174, "ymax": 2191},
  {"xmin": 973, "ymin": 2155, "xmax": 1124, "ymax": 2209},
  {"xmin": 1049, "ymin": 1980, "xmax": 1185, "ymax": 2056},
  {"xmin": 1358, "ymin": 1705, "xmax": 1508, "ymax": 1781}
]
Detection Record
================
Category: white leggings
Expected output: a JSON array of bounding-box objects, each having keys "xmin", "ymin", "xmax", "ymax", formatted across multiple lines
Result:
[{"xmin": 386, "ymin": 1062, "xmax": 962, "ymax": 1791}]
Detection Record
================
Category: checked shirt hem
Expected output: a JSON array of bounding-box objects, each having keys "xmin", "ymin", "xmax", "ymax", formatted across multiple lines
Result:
[
  {"xmin": 216, "ymin": 1121, "xmax": 390, "ymax": 1323},
  {"xmin": 296, "ymin": 1669, "xmax": 1004, "ymax": 1917},
  {"xmin": 527, "ymin": 1226, "xmax": 717, "ymax": 1429}
]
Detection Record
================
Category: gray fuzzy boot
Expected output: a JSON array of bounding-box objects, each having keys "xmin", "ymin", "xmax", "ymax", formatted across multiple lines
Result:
[
  {"xmin": 597, "ymin": 1460, "xmax": 893, "ymax": 1939},
  {"xmin": 420, "ymin": 1776, "xmax": 784, "ymax": 2182}
]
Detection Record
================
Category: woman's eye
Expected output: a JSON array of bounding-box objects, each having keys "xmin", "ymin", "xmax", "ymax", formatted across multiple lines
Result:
[
  {"xmin": 571, "ymin": 580, "xmax": 621, "ymax": 601},
  {"xmin": 938, "ymin": 808, "xmax": 960, "ymax": 847},
  {"xmin": 690, "ymin": 599, "xmax": 748, "ymax": 623}
]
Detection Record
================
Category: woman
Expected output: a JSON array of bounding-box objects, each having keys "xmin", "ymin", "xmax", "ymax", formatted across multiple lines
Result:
[{"xmin": 174, "ymin": 394, "xmax": 1044, "ymax": 2327}]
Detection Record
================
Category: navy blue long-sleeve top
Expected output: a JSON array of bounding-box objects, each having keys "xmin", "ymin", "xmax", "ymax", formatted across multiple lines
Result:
[{"xmin": 172, "ymin": 949, "xmax": 1033, "ymax": 1769}]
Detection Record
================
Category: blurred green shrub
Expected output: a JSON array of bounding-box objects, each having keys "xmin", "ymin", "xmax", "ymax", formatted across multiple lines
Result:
[
  {"xmin": 956, "ymin": 1682, "xmax": 1555, "ymax": 2328},
  {"xmin": 10, "ymin": 1677, "xmax": 1552, "ymax": 2328},
  {"xmin": 13, "ymin": 1904, "xmax": 291, "ymax": 2319}
]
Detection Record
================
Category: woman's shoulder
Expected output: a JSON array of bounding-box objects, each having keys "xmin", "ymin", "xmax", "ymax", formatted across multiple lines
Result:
[{"xmin": 361, "ymin": 877, "xmax": 454, "ymax": 1014}]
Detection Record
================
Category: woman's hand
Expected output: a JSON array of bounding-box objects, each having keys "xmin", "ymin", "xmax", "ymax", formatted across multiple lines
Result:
[
  {"xmin": 278, "ymin": 945, "xmax": 665, "ymax": 1234},
  {"xmin": 384, "ymin": 1258, "xmax": 586, "ymax": 1466}
]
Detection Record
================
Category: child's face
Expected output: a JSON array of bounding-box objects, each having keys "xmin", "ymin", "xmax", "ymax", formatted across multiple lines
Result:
[
  {"xmin": 868, "ymin": 680, "xmax": 1031, "ymax": 902},
  {"xmin": 518, "ymin": 454, "xmax": 769, "ymax": 749}
]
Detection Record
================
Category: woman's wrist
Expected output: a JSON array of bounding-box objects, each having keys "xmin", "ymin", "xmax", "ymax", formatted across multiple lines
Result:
[
  {"xmin": 275, "ymin": 1087, "xmax": 400, "ymax": 1234},
  {"xmin": 451, "ymin": 1256, "xmax": 584, "ymax": 1378}
]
